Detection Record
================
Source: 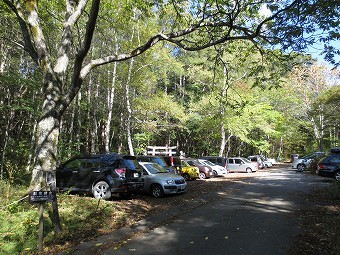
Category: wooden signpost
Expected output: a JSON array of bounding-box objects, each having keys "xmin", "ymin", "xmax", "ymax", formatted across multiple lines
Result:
[{"xmin": 28, "ymin": 171, "xmax": 61, "ymax": 252}]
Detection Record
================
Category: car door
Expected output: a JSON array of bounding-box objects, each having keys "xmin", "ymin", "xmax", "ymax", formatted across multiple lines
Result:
[
  {"xmin": 77, "ymin": 157, "xmax": 101, "ymax": 189},
  {"xmin": 234, "ymin": 158, "xmax": 246, "ymax": 172},
  {"xmin": 140, "ymin": 166, "xmax": 152, "ymax": 191},
  {"xmin": 228, "ymin": 158, "xmax": 242, "ymax": 172},
  {"xmin": 57, "ymin": 157, "xmax": 85, "ymax": 190}
]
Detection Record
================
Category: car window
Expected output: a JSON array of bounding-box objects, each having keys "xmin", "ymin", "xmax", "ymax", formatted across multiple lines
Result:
[
  {"xmin": 181, "ymin": 160, "xmax": 190, "ymax": 167},
  {"xmin": 122, "ymin": 159, "xmax": 140, "ymax": 169},
  {"xmin": 153, "ymin": 157, "xmax": 166, "ymax": 166},
  {"xmin": 186, "ymin": 160, "xmax": 195, "ymax": 166},
  {"xmin": 228, "ymin": 159, "xmax": 234, "ymax": 164},
  {"xmin": 87, "ymin": 157, "xmax": 102, "ymax": 167},
  {"xmin": 242, "ymin": 158, "xmax": 251, "ymax": 163},
  {"xmin": 216, "ymin": 158, "xmax": 224, "ymax": 164},
  {"xmin": 203, "ymin": 160, "xmax": 214, "ymax": 166},
  {"xmin": 144, "ymin": 163, "xmax": 166, "ymax": 174},
  {"xmin": 83, "ymin": 159, "xmax": 95, "ymax": 168},
  {"xmin": 64, "ymin": 158, "xmax": 84, "ymax": 168},
  {"xmin": 234, "ymin": 158, "xmax": 241, "ymax": 164},
  {"xmin": 328, "ymin": 155, "xmax": 340, "ymax": 163}
]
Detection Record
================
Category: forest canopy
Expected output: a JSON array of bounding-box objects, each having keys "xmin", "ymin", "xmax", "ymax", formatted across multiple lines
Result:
[{"xmin": 0, "ymin": 0, "xmax": 339, "ymax": 187}]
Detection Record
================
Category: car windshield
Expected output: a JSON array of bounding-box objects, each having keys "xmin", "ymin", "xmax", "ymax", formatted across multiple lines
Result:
[
  {"xmin": 201, "ymin": 160, "xmax": 214, "ymax": 166},
  {"xmin": 322, "ymin": 154, "xmax": 340, "ymax": 163},
  {"xmin": 241, "ymin": 158, "xmax": 251, "ymax": 163},
  {"xmin": 144, "ymin": 163, "xmax": 167, "ymax": 174},
  {"xmin": 153, "ymin": 158, "xmax": 166, "ymax": 166},
  {"xmin": 303, "ymin": 153, "xmax": 322, "ymax": 159},
  {"xmin": 181, "ymin": 160, "xmax": 190, "ymax": 167}
]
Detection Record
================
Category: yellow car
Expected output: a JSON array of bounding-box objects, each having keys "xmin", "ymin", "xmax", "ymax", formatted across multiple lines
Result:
[{"xmin": 180, "ymin": 160, "xmax": 199, "ymax": 180}]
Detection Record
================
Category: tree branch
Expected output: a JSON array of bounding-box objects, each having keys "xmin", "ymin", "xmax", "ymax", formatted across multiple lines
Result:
[
  {"xmin": 62, "ymin": 0, "xmax": 100, "ymax": 112},
  {"xmin": 2, "ymin": 0, "xmax": 39, "ymax": 65}
]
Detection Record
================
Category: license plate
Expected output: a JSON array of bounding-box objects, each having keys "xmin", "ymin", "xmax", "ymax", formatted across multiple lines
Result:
[{"xmin": 133, "ymin": 173, "xmax": 139, "ymax": 178}]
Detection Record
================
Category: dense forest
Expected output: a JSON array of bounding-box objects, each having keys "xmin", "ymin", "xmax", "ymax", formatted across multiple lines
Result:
[{"xmin": 0, "ymin": 0, "xmax": 339, "ymax": 186}]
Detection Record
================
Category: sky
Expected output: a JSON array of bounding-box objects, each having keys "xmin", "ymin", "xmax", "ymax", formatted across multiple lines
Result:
[
  {"xmin": 259, "ymin": 4, "xmax": 339, "ymax": 69},
  {"xmin": 308, "ymin": 41, "xmax": 340, "ymax": 69}
]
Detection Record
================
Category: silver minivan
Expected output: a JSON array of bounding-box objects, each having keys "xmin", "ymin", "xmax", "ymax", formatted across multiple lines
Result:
[{"xmin": 227, "ymin": 157, "xmax": 257, "ymax": 173}]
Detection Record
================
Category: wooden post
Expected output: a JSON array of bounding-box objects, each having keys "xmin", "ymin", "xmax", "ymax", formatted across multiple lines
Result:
[
  {"xmin": 38, "ymin": 203, "xmax": 44, "ymax": 252},
  {"xmin": 47, "ymin": 171, "xmax": 62, "ymax": 232}
]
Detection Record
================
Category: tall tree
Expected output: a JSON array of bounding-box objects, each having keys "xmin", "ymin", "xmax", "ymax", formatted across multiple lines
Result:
[{"xmin": 286, "ymin": 63, "xmax": 337, "ymax": 151}]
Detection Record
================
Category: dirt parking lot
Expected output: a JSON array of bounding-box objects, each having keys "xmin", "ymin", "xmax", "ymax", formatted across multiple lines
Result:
[{"xmin": 115, "ymin": 164, "xmax": 285, "ymax": 227}]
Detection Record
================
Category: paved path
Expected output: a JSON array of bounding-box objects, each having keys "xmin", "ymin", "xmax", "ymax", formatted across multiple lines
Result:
[{"xmin": 59, "ymin": 167, "xmax": 329, "ymax": 255}]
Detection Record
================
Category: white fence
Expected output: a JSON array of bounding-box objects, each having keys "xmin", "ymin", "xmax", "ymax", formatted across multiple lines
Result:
[{"xmin": 146, "ymin": 146, "xmax": 177, "ymax": 156}]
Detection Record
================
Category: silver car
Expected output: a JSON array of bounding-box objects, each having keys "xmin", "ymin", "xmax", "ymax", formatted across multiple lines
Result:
[
  {"xmin": 139, "ymin": 162, "xmax": 187, "ymax": 198},
  {"xmin": 291, "ymin": 152, "xmax": 325, "ymax": 172},
  {"xmin": 227, "ymin": 157, "xmax": 257, "ymax": 173}
]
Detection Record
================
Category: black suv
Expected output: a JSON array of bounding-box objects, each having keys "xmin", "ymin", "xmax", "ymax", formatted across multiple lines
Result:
[
  {"xmin": 318, "ymin": 148, "xmax": 340, "ymax": 181},
  {"xmin": 56, "ymin": 153, "xmax": 143, "ymax": 200}
]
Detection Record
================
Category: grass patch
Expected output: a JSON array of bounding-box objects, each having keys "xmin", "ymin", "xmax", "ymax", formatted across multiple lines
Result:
[{"xmin": 0, "ymin": 181, "xmax": 149, "ymax": 254}]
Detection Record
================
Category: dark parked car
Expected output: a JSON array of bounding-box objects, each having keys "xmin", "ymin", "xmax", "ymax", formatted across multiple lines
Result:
[
  {"xmin": 200, "ymin": 156, "xmax": 228, "ymax": 168},
  {"xmin": 136, "ymin": 155, "xmax": 175, "ymax": 174},
  {"xmin": 317, "ymin": 148, "xmax": 340, "ymax": 181},
  {"xmin": 56, "ymin": 153, "xmax": 143, "ymax": 200},
  {"xmin": 162, "ymin": 155, "xmax": 182, "ymax": 175},
  {"xmin": 182, "ymin": 158, "xmax": 213, "ymax": 179}
]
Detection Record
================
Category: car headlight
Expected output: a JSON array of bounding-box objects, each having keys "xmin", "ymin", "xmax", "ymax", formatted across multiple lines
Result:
[{"xmin": 166, "ymin": 179, "xmax": 175, "ymax": 185}]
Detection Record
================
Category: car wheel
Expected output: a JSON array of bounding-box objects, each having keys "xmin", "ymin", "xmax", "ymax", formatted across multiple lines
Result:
[
  {"xmin": 334, "ymin": 171, "xmax": 340, "ymax": 181},
  {"xmin": 297, "ymin": 164, "xmax": 306, "ymax": 172},
  {"xmin": 183, "ymin": 173, "xmax": 191, "ymax": 181},
  {"xmin": 213, "ymin": 170, "xmax": 218, "ymax": 177},
  {"xmin": 246, "ymin": 167, "xmax": 252, "ymax": 173},
  {"xmin": 199, "ymin": 172, "xmax": 206, "ymax": 179},
  {"xmin": 92, "ymin": 181, "xmax": 111, "ymax": 200},
  {"xmin": 151, "ymin": 184, "xmax": 164, "ymax": 198}
]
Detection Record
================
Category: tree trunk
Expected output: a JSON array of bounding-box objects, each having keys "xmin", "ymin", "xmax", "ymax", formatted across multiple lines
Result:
[
  {"xmin": 91, "ymin": 80, "xmax": 100, "ymax": 153},
  {"xmin": 125, "ymin": 57, "xmax": 135, "ymax": 155},
  {"xmin": 30, "ymin": 77, "xmax": 61, "ymax": 191},
  {"xmin": 25, "ymin": 119, "xmax": 37, "ymax": 173},
  {"xmin": 1, "ymin": 111, "xmax": 14, "ymax": 180},
  {"xmin": 104, "ymin": 61, "xmax": 118, "ymax": 153},
  {"xmin": 219, "ymin": 65, "xmax": 228, "ymax": 157}
]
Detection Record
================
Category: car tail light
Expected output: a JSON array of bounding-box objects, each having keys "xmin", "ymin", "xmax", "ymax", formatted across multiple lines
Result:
[
  {"xmin": 115, "ymin": 168, "xmax": 126, "ymax": 177},
  {"xmin": 318, "ymin": 164, "xmax": 326, "ymax": 169}
]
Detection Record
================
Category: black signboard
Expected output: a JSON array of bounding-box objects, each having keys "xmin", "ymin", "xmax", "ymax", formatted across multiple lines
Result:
[{"xmin": 29, "ymin": 191, "xmax": 55, "ymax": 204}]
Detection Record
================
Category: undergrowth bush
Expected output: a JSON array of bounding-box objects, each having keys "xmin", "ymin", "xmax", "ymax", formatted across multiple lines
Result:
[{"xmin": 0, "ymin": 180, "xmax": 127, "ymax": 254}]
